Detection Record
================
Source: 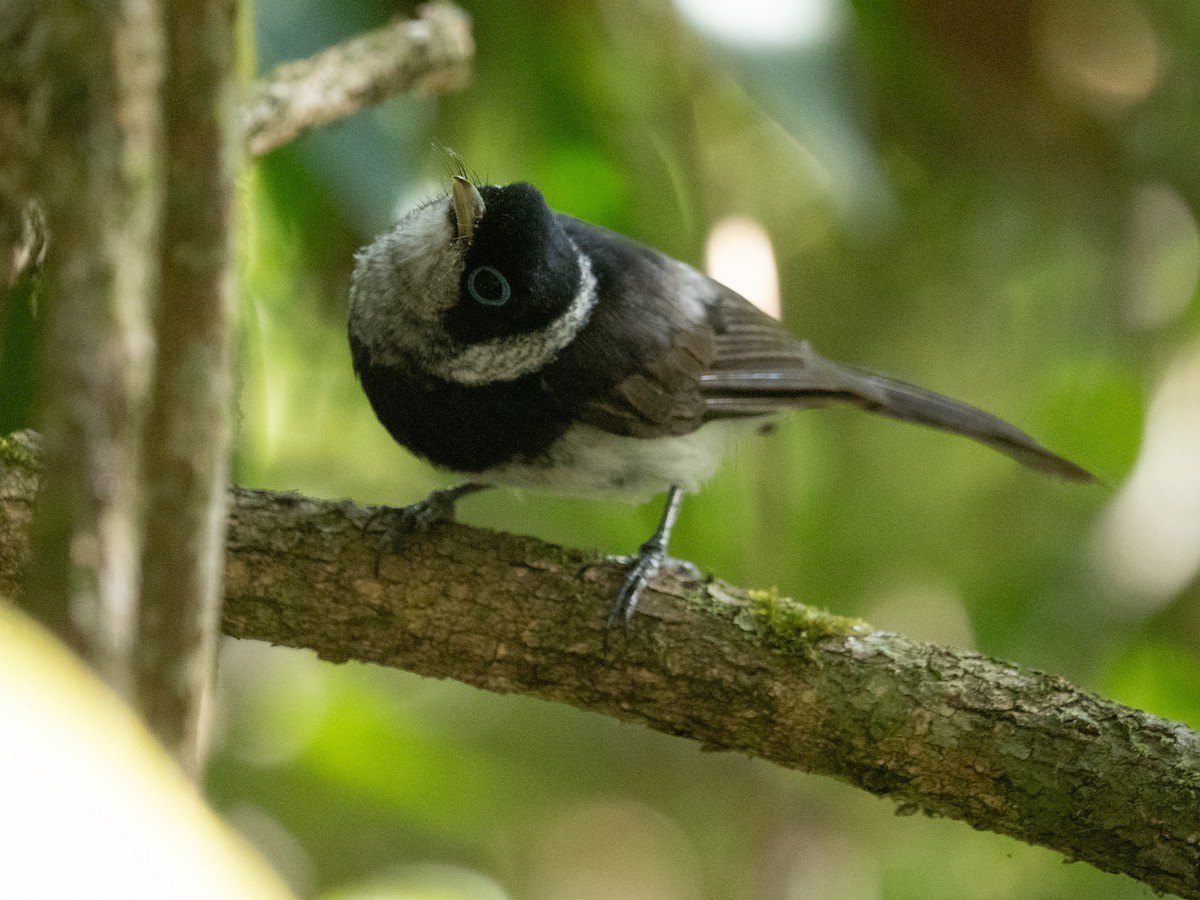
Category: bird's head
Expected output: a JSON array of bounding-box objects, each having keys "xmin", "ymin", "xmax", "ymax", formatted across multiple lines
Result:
[{"xmin": 349, "ymin": 177, "xmax": 595, "ymax": 385}]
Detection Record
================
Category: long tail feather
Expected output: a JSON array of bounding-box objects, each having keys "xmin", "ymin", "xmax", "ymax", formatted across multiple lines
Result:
[{"xmin": 701, "ymin": 342, "xmax": 1094, "ymax": 482}]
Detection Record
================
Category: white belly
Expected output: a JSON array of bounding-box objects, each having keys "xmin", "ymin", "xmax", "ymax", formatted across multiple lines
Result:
[{"xmin": 481, "ymin": 419, "xmax": 759, "ymax": 502}]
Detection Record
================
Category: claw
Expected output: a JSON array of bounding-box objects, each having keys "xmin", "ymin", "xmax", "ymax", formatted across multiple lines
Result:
[
  {"xmin": 663, "ymin": 557, "xmax": 703, "ymax": 581},
  {"xmin": 368, "ymin": 483, "xmax": 489, "ymax": 576},
  {"xmin": 602, "ymin": 484, "xmax": 688, "ymax": 634},
  {"xmin": 606, "ymin": 538, "xmax": 667, "ymax": 628},
  {"xmin": 601, "ymin": 552, "xmax": 702, "ymax": 628}
]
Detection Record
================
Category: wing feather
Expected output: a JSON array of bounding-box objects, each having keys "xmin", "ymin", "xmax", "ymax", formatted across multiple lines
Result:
[{"xmin": 560, "ymin": 229, "xmax": 1090, "ymax": 482}]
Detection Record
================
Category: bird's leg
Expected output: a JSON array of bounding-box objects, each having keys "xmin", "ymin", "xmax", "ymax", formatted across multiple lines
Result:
[
  {"xmin": 607, "ymin": 485, "xmax": 686, "ymax": 629},
  {"xmin": 369, "ymin": 482, "xmax": 490, "ymax": 575}
]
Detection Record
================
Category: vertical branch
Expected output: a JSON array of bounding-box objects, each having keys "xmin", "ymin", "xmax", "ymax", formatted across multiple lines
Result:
[
  {"xmin": 135, "ymin": 0, "xmax": 238, "ymax": 776},
  {"xmin": 24, "ymin": 0, "xmax": 163, "ymax": 694},
  {"xmin": 11, "ymin": 0, "xmax": 468, "ymax": 772},
  {"xmin": 1, "ymin": 1, "xmax": 42, "ymax": 294}
]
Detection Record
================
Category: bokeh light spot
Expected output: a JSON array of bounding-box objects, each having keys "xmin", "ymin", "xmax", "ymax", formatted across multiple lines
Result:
[
  {"xmin": 1035, "ymin": 0, "xmax": 1162, "ymax": 114},
  {"xmin": 706, "ymin": 216, "xmax": 781, "ymax": 319},
  {"xmin": 1127, "ymin": 182, "xmax": 1200, "ymax": 330},
  {"xmin": 1094, "ymin": 342, "xmax": 1200, "ymax": 606},
  {"xmin": 675, "ymin": 0, "xmax": 842, "ymax": 48}
]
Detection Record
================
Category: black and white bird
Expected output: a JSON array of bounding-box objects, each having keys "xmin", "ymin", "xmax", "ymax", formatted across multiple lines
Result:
[{"xmin": 349, "ymin": 175, "xmax": 1092, "ymax": 626}]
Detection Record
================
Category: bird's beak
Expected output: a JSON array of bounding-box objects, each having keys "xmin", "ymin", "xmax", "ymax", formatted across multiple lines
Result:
[{"xmin": 452, "ymin": 175, "xmax": 485, "ymax": 242}]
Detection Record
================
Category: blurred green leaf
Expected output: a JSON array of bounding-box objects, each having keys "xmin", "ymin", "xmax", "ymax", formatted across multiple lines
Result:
[
  {"xmin": 1105, "ymin": 638, "xmax": 1200, "ymax": 729},
  {"xmin": 1037, "ymin": 354, "xmax": 1146, "ymax": 481}
]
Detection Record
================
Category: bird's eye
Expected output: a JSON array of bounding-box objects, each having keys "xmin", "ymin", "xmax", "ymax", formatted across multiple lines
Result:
[{"xmin": 467, "ymin": 265, "xmax": 511, "ymax": 306}]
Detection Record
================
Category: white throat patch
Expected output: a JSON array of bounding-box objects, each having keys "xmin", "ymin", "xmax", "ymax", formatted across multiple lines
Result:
[{"xmin": 349, "ymin": 197, "xmax": 462, "ymax": 366}]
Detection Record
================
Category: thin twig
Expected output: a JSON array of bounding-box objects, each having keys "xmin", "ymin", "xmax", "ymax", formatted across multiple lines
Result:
[{"xmin": 241, "ymin": 2, "xmax": 473, "ymax": 158}]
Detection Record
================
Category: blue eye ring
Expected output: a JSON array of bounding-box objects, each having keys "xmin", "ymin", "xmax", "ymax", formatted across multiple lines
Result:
[{"xmin": 467, "ymin": 265, "xmax": 512, "ymax": 306}]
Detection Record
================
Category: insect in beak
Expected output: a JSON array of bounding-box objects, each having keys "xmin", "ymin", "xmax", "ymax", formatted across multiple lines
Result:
[{"xmin": 452, "ymin": 175, "xmax": 485, "ymax": 242}]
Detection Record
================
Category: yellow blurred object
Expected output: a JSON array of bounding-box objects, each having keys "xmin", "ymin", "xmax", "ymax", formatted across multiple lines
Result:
[{"xmin": 0, "ymin": 601, "xmax": 295, "ymax": 900}]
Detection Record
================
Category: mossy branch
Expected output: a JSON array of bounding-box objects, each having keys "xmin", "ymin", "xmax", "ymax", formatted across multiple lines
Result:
[{"xmin": 1, "ymin": 429, "xmax": 1197, "ymax": 899}]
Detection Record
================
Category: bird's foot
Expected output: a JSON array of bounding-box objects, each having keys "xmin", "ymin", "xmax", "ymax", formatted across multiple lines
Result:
[
  {"xmin": 605, "ymin": 541, "xmax": 702, "ymax": 629},
  {"xmin": 605, "ymin": 553, "xmax": 702, "ymax": 583},
  {"xmin": 367, "ymin": 484, "xmax": 481, "ymax": 576}
]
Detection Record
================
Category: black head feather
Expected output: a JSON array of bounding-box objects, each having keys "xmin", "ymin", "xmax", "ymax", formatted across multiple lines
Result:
[{"xmin": 445, "ymin": 183, "xmax": 582, "ymax": 345}]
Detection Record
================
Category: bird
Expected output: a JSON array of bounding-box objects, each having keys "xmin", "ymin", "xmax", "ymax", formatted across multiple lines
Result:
[{"xmin": 348, "ymin": 174, "xmax": 1092, "ymax": 627}]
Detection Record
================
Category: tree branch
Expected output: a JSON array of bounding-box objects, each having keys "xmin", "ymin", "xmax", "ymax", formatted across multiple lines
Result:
[
  {"xmin": 19, "ymin": 0, "xmax": 164, "ymax": 691},
  {"xmin": 240, "ymin": 2, "xmax": 474, "ymax": 158},
  {"xmin": 1, "ymin": 429, "xmax": 1197, "ymax": 899},
  {"xmin": 133, "ymin": 0, "xmax": 238, "ymax": 778}
]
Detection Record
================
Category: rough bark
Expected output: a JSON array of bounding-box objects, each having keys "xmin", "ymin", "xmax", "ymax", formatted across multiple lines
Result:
[
  {"xmin": 1, "ymin": 430, "xmax": 1197, "ymax": 899},
  {"xmin": 133, "ymin": 0, "xmax": 238, "ymax": 777},
  {"xmin": 19, "ymin": 0, "xmax": 164, "ymax": 693},
  {"xmin": 240, "ymin": 2, "xmax": 473, "ymax": 158}
]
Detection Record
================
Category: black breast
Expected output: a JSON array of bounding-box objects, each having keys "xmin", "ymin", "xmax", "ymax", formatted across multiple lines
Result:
[{"xmin": 350, "ymin": 334, "xmax": 576, "ymax": 472}]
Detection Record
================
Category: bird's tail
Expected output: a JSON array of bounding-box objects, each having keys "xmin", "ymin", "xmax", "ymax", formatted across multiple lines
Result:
[{"xmin": 700, "ymin": 342, "xmax": 1094, "ymax": 482}]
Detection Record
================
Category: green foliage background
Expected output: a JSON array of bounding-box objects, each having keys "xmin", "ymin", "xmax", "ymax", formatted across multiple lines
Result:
[{"xmin": 10, "ymin": 0, "xmax": 1198, "ymax": 897}]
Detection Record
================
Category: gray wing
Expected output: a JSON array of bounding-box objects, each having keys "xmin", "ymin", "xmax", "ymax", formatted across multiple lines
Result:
[{"xmin": 581, "ymin": 284, "xmax": 1093, "ymax": 482}]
